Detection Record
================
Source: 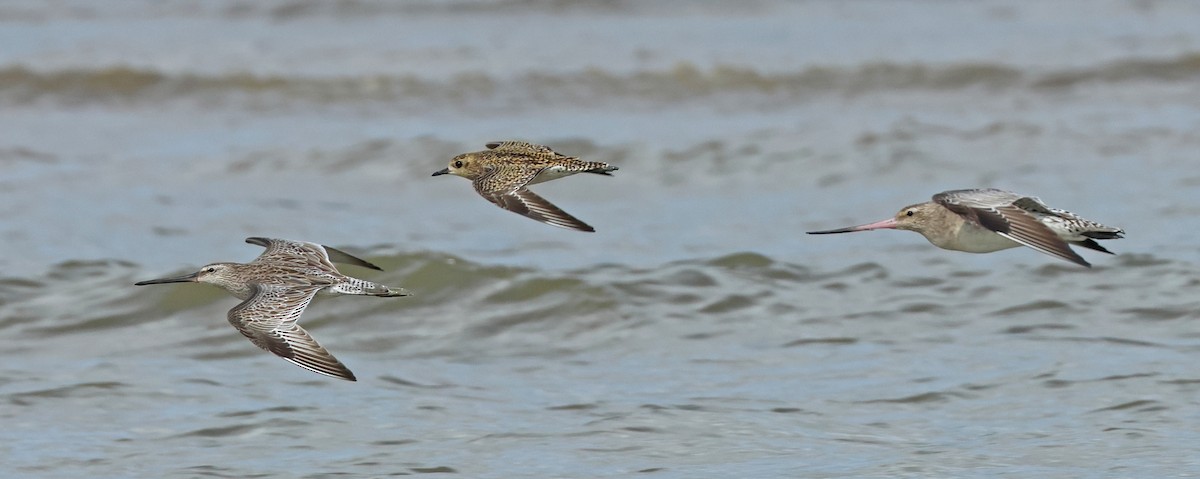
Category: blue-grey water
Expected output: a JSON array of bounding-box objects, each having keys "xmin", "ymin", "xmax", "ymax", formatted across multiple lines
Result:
[{"xmin": 3, "ymin": 0, "xmax": 1200, "ymax": 477}]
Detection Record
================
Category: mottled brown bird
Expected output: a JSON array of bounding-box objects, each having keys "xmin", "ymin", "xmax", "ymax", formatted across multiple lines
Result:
[{"xmin": 432, "ymin": 141, "xmax": 618, "ymax": 232}]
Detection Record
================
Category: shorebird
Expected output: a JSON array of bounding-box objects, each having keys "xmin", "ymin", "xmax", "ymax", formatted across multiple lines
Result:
[
  {"xmin": 432, "ymin": 141, "xmax": 618, "ymax": 232},
  {"xmin": 134, "ymin": 237, "xmax": 410, "ymax": 381},
  {"xmin": 807, "ymin": 188, "xmax": 1124, "ymax": 267}
]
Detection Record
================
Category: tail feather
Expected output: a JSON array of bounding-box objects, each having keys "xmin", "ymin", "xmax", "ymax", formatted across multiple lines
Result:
[
  {"xmin": 371, "ymin": 286, "xmax": 411, "ymax": 297},
  {"xmin": 1081, "ymin": 229, "xmax": 1123, "ymax": 240},
  {"xmin": 332, "ymin": 279, "xmax": 411, "ymax": 297},
  {"xmin": 362, "ymin": 282, "xmax": 410, "ymax": 297},
  {"xmin": 586, "ymin": 165, "xmax": 618, "ymax": 176}
]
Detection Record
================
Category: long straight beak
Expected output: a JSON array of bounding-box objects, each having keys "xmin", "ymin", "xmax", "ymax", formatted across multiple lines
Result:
[
  {"xmin": 431, "ymin": 168, "xmax": 449, "ymax": 177},
  {"xmin": 807, "ymin": 217, "xmax": 899, "ymax": 234},
  {"xmin": 134, "ymin": 271, "xmax": 200, "ymax": 286}
]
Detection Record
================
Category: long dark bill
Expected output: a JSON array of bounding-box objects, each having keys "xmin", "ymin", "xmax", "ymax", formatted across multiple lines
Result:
[{"xmin": 134, "ymin": 271, "xmax": 200, "ymax": 286}]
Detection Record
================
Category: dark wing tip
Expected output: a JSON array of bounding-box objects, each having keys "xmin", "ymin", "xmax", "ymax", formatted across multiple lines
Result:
[
  {"xmin": 276, "ymin": 333, "xmax": 360, "ymax": 382},
  {"xmin": 287, "ymin": 360, "xmax": 357, "ymax": 381},
  {"xmin": 245, "ymin": 237, "xmax": 271, "ymax": 247},
  {"xmin": 489, "ymin": 189, "xmax": 597, "ymax": 232},
  {"xmin": 323, "ymin": 245, "xmax": 385, "ymax": 271},
  {"xmin": 302, "ymin": 359, "xmax": 358, "ymax": 382},
  {"xmin": 1072, "ymin": 239, "xmax": 1115, "ymax": 255}
]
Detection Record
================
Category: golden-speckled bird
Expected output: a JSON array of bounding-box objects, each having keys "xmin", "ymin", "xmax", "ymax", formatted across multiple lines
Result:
[{"xmin": 432, "ymin": 141, "xmax": 618, "ymax": 232}]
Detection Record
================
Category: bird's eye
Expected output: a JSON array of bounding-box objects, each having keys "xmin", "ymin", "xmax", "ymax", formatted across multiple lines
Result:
[
  {"xmin": 454, "ymin": 160, "xmax": 463, "ymax": 168},
  {"xmin": 206, "ymin": 267, "xmax": 216, "ymax": 273},
  {"xmin": 905, "ymin": 210, "xmax": 914, "ymax": 217}
]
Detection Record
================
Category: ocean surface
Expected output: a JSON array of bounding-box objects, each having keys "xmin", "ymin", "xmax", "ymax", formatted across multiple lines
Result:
[{"xmin": 3, "ymin": 0, "xmax": 1200, "ymax": 477}]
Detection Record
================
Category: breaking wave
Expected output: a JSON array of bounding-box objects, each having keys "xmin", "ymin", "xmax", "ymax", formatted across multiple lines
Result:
[{"xmin": 2, "ymin": 53, "xmax": 1198, "ymax": 107}]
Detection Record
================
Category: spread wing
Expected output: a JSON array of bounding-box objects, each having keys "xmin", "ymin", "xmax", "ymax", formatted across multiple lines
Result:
[
  {"xmin": 245, "ymin": 237, "xmax": 382, "ymax": 272},
  {"xmin": 472, "ymin": 166, "xmax": 595, "ymax": 232},
  {"xmin": 485, "ymin": 140, "xmax": 565, "ymax": 158},
  {"xmin": 227, "ymin": 284, "xmax": 357, "ymax": 381},
  {"xmin": 934, "ymin": 189, "xmax": 1090, "ymax": 267},
  {"xmin": 320, "ymin": 246, "xmax": 383, "ymax": 271}
]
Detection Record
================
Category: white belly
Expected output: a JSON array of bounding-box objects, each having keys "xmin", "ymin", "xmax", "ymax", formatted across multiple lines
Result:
[
  {"xmin": 528, "ymin": 166, "xmax": 579, "ymax": 185},
  {"xmin": 936, "ymin": 222, "xmax": 1022, "ymax": 253}
]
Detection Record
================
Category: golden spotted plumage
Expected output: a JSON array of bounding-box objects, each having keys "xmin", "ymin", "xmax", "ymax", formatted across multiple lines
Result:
[{"xmin": 432, "ymin": 141, "xmax": 618, "ymax": 232}]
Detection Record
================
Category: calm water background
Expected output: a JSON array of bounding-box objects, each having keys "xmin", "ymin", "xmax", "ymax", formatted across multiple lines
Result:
[{"xmin": 3, "ymin": 0, "xmax": 1200, "ymax": 477}]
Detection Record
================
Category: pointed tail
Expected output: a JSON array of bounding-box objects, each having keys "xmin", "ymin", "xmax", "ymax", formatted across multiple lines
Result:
[
  {"xmin": 586, "ymin": 165, "xmax": 618, "ymax": 176},
  {"xmin": 333, "ymin": 278, "xmax": 411, "ymax": 297}
]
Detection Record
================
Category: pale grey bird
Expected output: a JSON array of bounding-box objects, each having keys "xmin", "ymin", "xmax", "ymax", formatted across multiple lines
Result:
[{"xmin": 135, "ymin": 237, "xmax": 409, "ymax": 381}]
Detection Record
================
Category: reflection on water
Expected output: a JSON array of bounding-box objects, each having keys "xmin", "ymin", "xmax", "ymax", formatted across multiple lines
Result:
[{"xmin": 3, "ymin": 0, "xmax": 1200, "ymax": 477}]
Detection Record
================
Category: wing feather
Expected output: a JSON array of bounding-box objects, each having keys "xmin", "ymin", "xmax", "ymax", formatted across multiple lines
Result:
[
  {"xmin": 246, "ymin": 237, "xmax": 382, "ymax": 273},
  {"xmin": 485, "ymin": 141, "xmax": 564, "ymax": 157},
  {"xmin": 486, "ymin": 188, "xmax": 595, "ymax": 232},
  {"xmin": 245, "ymin": 237, "xmax": 335, "ymax": 271},
  {"xmin": 472, "ymin": 166, "xmax": 595, "ymax": 232},
  {"xmin": 227, "ymin": 284, "xmax": 357, "ymax": 381},
  {"xmin": 988, "ymin": 205, "xmax": 1091, "ymax": 267},
  {"xmin": 935, "ymin": 192, "xmax": 1090, "ymax": 267},
  {"xmin": 321, "ymin": 245, "xmax": 383, "ymax": 271}
]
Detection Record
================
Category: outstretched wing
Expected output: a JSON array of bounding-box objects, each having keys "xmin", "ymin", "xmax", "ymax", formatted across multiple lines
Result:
[
  {"xmin": 245, "ymin": 237, "xmax": 382, "ymax": 272},
  {"xmin": 321, "ymin": 246, "xmax": 383, "ymax": 271},
  {"xmin": 485, "ymin": 140, "xmax": 565, "ymax": 158},
  {"xmin": 227, "ymin": 284, "xmax": 357, "ymax": 381},
  {"xmin": 472, "ymin": 167, "xmax": 595, "ymax": 232},
  {"xmin": 485, "ymin": 188, "xmax": 596, "ymax": 232},
  {"xmin": 934, "ymin": 189, "xmax": 1090, "ymax": 267}
]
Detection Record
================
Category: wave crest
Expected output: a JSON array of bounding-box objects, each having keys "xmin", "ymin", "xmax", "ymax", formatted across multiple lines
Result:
[{"xmin": 3, "ymin": 54, "xmax": 1198, "ymax": 106}]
